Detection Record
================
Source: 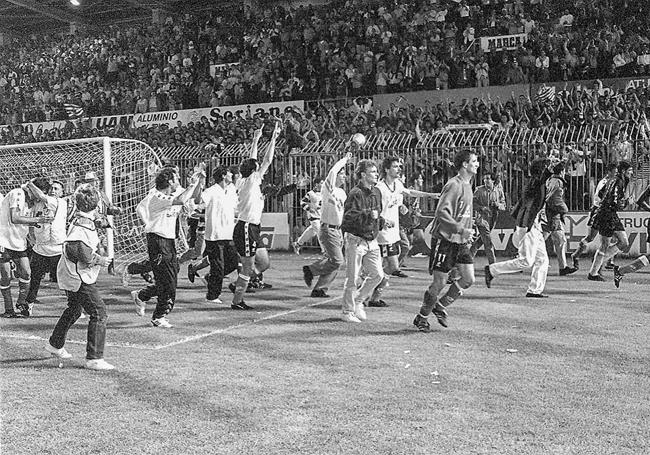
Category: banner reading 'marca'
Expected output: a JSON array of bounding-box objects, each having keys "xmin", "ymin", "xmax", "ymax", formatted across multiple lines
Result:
[{"xmin": 480, "ymin": 33, "xmax": 528, "ymax": 52}]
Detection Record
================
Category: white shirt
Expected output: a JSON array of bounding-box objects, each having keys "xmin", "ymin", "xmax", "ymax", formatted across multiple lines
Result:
[
  {"xmin": 237, "ymin": 172, "xmax": 264, "ymax": 225},
  {"xmin": 376, "ymin": 179, "xmax": 405, "ymax": 245},
  {"xmin": 203, "ymin": 183, "xmax": 238, "ymax": 241},
  {"xmin": 33, "ymin": 195, "xmax": 67, "ymax": 257},
  {"xmin": 0, "ymin": 188, "xmax": 32, "ymax": 251},
  {"xmin": 144, "ymin": 188, "xmax": 184, "ymax": 239},
  {"xmin": 321, "ymin": 157, "xmax": 349, "ymax": 226}
]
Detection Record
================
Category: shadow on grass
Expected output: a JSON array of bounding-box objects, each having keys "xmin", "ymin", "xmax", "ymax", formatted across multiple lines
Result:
[
  {"xmin": 0, "ymin": 355, "xmax": 52, "ymax": 365},
  {"xmin": 113, "ymin": 369, "xmax": 249, "ymax": 424}
]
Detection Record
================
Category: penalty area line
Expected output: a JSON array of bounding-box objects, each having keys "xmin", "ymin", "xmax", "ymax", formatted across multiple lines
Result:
[{"xmin": 154, "ymin": 294, "xmax": 341, "ymax": 350}]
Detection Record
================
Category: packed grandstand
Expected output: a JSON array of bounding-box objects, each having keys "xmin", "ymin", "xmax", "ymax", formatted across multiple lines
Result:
[{"xmin": 0, "ymin": 0, "xmax": 649, "ymax": 213}]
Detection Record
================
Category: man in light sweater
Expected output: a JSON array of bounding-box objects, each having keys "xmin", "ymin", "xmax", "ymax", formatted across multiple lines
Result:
[
  {"xmin": 45, "ymin": 184, "xmax": 115, "ymax": 370},
  {"xmin": 303, "ymin": 151, "xmax": 352, "ymax": 298}
]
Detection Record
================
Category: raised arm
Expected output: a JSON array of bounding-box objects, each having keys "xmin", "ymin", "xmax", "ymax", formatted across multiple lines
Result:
[
  {"xmin": 249, "ymin": 127, "xmax": 263, "ymax": 160},
  {"xmin": 259, "ymin": 121, "xmax": 281, "ymax": 177},
  {"xmin": 172, "ymin": 168, "xmax": 205, "ymax": 206},
  {"xmin": 324, "ymin": 151, "xmax": 352, "ymax": 193}
]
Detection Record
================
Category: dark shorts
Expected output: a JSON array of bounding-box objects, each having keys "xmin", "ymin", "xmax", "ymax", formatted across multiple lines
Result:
[
  {"xmin": 379, "ymin": 242, "xmax": 401, "ymax": 258},
  {"xmin": 428, "ymin": 236, "xmax": 473, "ymax": 274},
  {"xmin": 233, "ymin": 220, "xmax": 261, "ymax": 258},
  {"xmin": 592, "ymin": 210, "xmax": 624, "ymax": 238},
  {"xmin": 0, "ymin": 248, "xmax": 29, "ymax": 263}
]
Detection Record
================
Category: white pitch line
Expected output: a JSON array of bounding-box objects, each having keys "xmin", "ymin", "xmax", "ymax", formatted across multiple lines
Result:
[
  {"xmin": 0, "ymin": 292, "xmax": 342, "ymax": 351},
  {"xmin": 153, "ymin": 294, "xmax": 341, "ymax": 350}
]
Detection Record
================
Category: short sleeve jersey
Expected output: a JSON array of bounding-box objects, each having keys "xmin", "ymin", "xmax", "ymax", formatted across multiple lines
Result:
[
  {"xmin": 0, "ymin": 188, "xmax": 33, "ymax": 251},
  {"xmin": 33, "ymin": 196, "xmax": 68, "ymax": 257},
  {"xmin": 203, "ymin": 184, "xmax": 238, "ymax": 241},
  {"xmin": 144, "ymin": 187, "xmax": 184, "ymax": 239},
  {"xmin": 376, "ymin": 179, "xmax": 405, "ymax": 244},
  {"xmin": 237, "ymin": 172, "xmax": 264, "ymax": 225}
]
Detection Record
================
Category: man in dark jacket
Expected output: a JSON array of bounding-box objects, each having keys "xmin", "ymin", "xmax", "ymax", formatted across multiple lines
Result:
[
  {"xmin": 485, "ymin": 158, "xmax": 553, "ymax": 297},
  {"xmin": 340, "ymin": 159, "xmax": 386, "ymax": 323},
  {"xmin": 543, "ymin": 162, "xmax": 577, "ymax": 276}
]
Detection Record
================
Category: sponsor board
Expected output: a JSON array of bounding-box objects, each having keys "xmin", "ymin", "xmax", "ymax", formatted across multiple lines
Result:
[
  {"xmin": 531, "ymin": 76, "xmax": 650, "ymax": 102},
  {"xmin": 91, "ymin": 101, "xmax": 304, "ymax": 130},
  {"xmin": 418, "ymin": 212, "xmax": 649, "ymax": 257},
  {"xmin": 0, "ymin": 119, "xmax": 74, "ymax": 134},
  {"xmin": 260, "ymin": 212, "xmax": 290, "ymax": 250}
]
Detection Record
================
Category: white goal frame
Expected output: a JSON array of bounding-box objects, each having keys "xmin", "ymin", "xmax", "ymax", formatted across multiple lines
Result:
[{"xmin": 0, "ymin": 137, "xmax": 161, "ymax": 266}]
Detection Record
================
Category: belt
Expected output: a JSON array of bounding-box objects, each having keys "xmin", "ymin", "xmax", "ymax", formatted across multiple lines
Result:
[
  {"xmin": 323, "ymin": 223, "xmax": 340, "ymax": 229},
  {"xmin": 308, "ymin": 217, "xmax": 320, "ymax": 221}
]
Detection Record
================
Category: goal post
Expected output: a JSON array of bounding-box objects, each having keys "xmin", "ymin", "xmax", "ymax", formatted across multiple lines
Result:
[{"xmin": 0, "ymin": 137, "xmax": 161, "ymax": 269}]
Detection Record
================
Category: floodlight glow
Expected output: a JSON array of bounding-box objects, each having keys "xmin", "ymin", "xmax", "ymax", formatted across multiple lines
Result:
[{"xmin": 70, "ymin": 0, "xmax": 80, "ymax": 6}]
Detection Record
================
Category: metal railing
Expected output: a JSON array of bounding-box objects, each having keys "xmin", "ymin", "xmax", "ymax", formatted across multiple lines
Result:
[{"xmin": 160, "ymin": 124, "xmax": 650, "ymax": 232}]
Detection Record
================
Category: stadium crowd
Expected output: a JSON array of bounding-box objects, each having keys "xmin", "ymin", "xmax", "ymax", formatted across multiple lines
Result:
[{"xmin": 0, "ymin": 0, "xmax": 649, "ymax": 146}]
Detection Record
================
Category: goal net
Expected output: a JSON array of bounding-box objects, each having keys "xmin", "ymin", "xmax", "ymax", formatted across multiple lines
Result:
[{"xmin": 0, "ymin": 137, "xmax": 161, "ymax": 269}]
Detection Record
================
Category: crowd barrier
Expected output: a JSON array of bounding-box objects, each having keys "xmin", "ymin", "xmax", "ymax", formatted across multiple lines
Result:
[{"xmin": 160, "ymin": 122, "xmax": 649, "ymax": 236}]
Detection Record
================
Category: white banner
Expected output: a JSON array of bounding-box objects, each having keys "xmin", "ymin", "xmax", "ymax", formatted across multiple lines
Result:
[
  {"xmin": 92, "ymin": 100, "xmax": 304, "ymax": 130},
  {"xmin": 0, "ymin": 119, "xmax": 73, "ymax": 134},
  {"xmin": 480, "ymin": 33, "xmax": 528, "ymax": 52}
]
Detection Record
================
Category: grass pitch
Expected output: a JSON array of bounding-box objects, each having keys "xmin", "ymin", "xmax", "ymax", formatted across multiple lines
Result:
[{"xmin": 1, "ymin": 253, "xmax": 648, "ymax": 455}]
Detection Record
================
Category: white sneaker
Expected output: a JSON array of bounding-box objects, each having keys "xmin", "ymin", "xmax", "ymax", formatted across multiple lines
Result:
[
  {"xmin": 121, "ymin": 267, "xmax": 131, "ymax": 287},
  {"xmin": 151, "ymin": 317, "xmax": 173, "ymax": 328},
  {"xmin": 341, "ymin": 312, "xmax": 361, "ymax": 323},
  {"xmin": 354, "ymin": 306, "xmax": 367, "ymax": 321},
  {"xmin": 45, "ymin": 343, "xmax": 72, "ymax": 359},
  {"xmin": 85, "ymin": 359, "xmax": 115, "ymax": 371},
  {"xmin": 412, "ymin": 253, "xmax": 427, "ymax": 258},
  {"xmin": 131, "ymin": 290, "xmax": 146, "ymax": 317},
  {"xmin": 206, "ymin": 297, "xmax": 223, "ymax": 304}
]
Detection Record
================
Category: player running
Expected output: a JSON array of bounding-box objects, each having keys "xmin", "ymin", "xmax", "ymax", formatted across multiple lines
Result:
[
  {"xmin": 571, "ymin": 163, "xmax": 618, "ymax": 270},
  {"xmin": 587, "ymin": 161, "xmax": 633, "ymax": 281},
  {"xmin": 613, "ymin": 183, "xmax": 650, "ymax": 287},
  {"xmin": 413, "ymin": 149, "xmax": 478, "ymax": 331}
]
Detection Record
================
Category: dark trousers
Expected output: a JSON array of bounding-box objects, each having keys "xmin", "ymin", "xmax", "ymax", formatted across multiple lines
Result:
[
  {"xmin": 127, "ymin": 259, "xmax": 152, "ymax": 275},
  {"xmin": 204, "ymin": 240, "xmax": 240, "ymax": 300},
  {"xmin": 139, "ymin": 233, "xmax": 178, "ymax": 320},
  {"xmin": 49, "ymin": 282, "xmax": 107, "ymax": 360},
  {"xmin": 27, "ymin": 252, "xmax": 61, "ymax": 303}
]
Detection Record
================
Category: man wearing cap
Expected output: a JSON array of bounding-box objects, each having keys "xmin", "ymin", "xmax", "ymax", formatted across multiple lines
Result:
[{"xmin": 78, "ymin": 171, "xmax": 123, "ymax": 273}]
